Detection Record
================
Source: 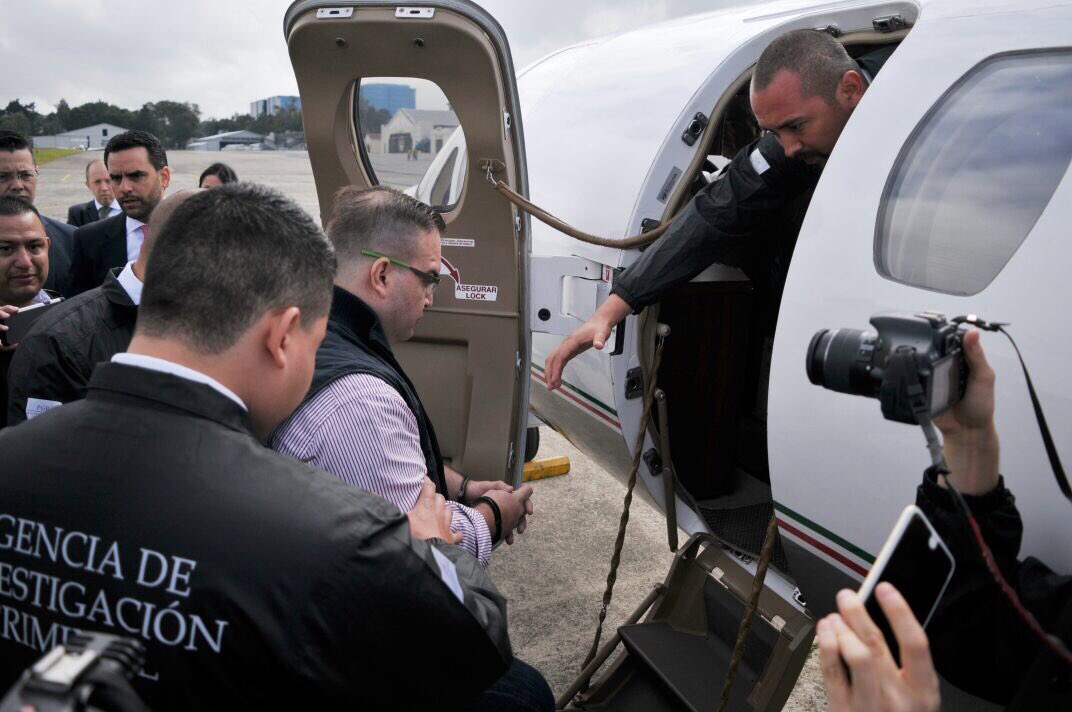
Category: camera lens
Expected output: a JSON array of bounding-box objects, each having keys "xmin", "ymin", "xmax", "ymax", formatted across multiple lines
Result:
[{"xmin": 806, "ymin": 328, "xmax": 878, "ymax": 396}]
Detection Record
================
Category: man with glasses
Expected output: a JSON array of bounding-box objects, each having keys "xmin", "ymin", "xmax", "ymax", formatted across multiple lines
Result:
[
  {"xmin": 271, "ymin": 186, "xmax": 550, "ymax": 710},
  {"xmin": 273, "ymin": 186, "xmax": 537, "ymax": 570},
  {"xmin": 0, "ymin": 131, "xmax": 74, "ymax": 296}
]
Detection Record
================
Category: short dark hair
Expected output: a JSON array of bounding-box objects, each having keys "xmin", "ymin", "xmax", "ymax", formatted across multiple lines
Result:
[
  {"xmin": 752, "ymin": 30, "xmax": 857, "ymax": 103},
  {"xmin": 0, "ymin": 195, "xmax": 41, "ymax": 221},
  {"xmin": 0, "ymin": 130, "xmax": 32, "ymax": 158},
  {"xmin": 327, "ymin": 185, "xmax": 445, "ymax": 267},
  {"xmin": 199, "ymin": 162, "xmax": 239, "ymax": 187},
  {"xmin": 138, "ymin": 183, "xmax": 336, "ymax": 354},
  {"xmin": 104, "ymin": 130, "xmax": 168, "ymax": 171}
]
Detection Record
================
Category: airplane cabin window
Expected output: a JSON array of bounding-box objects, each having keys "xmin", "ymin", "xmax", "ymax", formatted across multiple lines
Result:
[
  {"xmin": 354, "ymin": 77, "xmax": 467, "ymax": 210},
  {"xmin": 875, "ymin": 51, "xmax": 1072, "ymax": 296}
]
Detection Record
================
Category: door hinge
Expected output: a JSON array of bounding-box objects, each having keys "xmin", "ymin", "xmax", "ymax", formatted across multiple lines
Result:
[
  {"xmin": 680, "ymin": 112, "xmax": 709, "ymax": 147},
  {"xmin": 643, "ymin": 448, "xmax": 663, "ymax": 476},
  {"xmin": 503, "ymin": 109, "xmax": 512, "ymax": 134},
  {"xmin": 873, "ymin": 14, "xmax": 906, "ymax": 32}
]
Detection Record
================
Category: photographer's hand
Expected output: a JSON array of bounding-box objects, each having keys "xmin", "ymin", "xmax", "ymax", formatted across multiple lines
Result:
[
  {"xmin": 818, "ymin": 584, "xmax": 940, "ymax": 712},
  {"xmin": 0, "ymin": 304, "xmax": 18, "ymax": 351},
  {"xmin": 933, "ymin": 330, "xmax": 1000, "ymax": 495}
]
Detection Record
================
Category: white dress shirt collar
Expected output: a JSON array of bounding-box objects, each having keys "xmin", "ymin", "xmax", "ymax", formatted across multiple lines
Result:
[
  {"xmin": 116, "ymin": 261, "xmax": 143, "ymax": 306},
  {"xmin": 111, "ymin": 353, "xmax": 248, "ymax": 411},
  {"xmin": 125, "ymin": 216, "xmax": 147, "ymax": 262},
  {"xmin": 94, "ymin": 198, "xmax": 118, "ymax": 215}
]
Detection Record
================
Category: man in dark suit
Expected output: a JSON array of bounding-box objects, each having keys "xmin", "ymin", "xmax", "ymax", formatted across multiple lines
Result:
[
  {"xmin": 0, "ymin": 130, "xmax": 74, "ymax": 296},
  {"xmin": 70, "ymin": 130, "xmax": 170, "ymax": 294},
  {"xmin": 66, "ymin": 158, "xmax": 119, "ymax": 227}
]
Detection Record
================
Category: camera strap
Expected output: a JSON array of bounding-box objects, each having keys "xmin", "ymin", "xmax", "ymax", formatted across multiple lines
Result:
[{"xmin": 954, "ymin": 316, "xmax": 1071, "ymax": 505}]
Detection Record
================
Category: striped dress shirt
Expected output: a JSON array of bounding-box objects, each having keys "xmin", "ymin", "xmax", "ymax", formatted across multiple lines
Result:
[{"xmin": 272, "ymin": 373, "xmax": 493, "ymax": 566}]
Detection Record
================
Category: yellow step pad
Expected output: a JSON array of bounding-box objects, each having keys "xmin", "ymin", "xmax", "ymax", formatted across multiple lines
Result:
[{"xmin": 522, "ymin": 456, "xmax": 571, "ymax": 481}]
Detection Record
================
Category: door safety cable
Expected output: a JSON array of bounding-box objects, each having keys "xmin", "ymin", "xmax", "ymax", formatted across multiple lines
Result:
[{"xmin": 481, "ymin": 161, "xmax": 672, "ymax": 248}]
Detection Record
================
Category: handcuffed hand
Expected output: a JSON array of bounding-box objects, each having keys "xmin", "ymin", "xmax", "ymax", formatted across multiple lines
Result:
[
  {"xmin": 465, "ymin": 478, "xmax": 513, "ymax": 505},
  {"xmin": 484, "ymin": 484, "xmax": 535, "ymax": 544}
]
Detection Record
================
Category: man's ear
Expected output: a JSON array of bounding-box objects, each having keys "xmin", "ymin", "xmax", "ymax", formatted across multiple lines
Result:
[
  {"xmin": 837, "ymin": 70, "xmax": 866, "ymax": 110},
  {"xmin": 368, "ymin": 258, "xmax": 391, "ymax": 299},
  {"xmin": 159, "ymin": 166, "xmax": 172, "ymax": 190},
  {"xmin": 264, "ymin": 306, "xmax": 303, "ymax": 370}
]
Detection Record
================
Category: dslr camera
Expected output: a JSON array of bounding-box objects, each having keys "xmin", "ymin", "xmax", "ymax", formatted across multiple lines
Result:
[{"xmin": 806, "ymin": 311, "xmax": 968, "ymax": 424}]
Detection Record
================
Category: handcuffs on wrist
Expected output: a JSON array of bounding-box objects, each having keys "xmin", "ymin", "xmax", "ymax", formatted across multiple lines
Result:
[{"xmin": 476, "ymin": 495, "xmax": 503, "ymax": 544}]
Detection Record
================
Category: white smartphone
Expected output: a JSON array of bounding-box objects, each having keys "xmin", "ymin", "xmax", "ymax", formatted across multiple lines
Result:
[{"xmin": 858, "ymin": 504, "xmax": 955, "ymax": 662}]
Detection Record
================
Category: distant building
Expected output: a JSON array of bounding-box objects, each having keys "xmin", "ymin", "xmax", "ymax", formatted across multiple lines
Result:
[
  {"xmin": 362, "ymin": 84, "xmax": 416, "ymax": 118},
  {"xmin": 186, "ymin": 130, "xmax": 264, "ymax": 151},
  {"xmin": 250, "ymin": 96, "xmax": 301, "ymax": 118},
  {"xmin": 364, "ymin": 133, "xmax": 382, "ymax": 155},
  {"xmin": 380, "ymin": 109, "xmax": 459, "ymax": 155},
  {"xmin": 33, "ymin": 123, "xmax": 128, "ymax": 150}
]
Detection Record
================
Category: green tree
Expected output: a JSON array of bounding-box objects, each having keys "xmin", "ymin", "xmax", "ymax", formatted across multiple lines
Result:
[
  {"xmin": 357, "ymin": 97, "xmax": 390, "ymax": 135},
  {"xmin": 55, "ymin": 99, "xmax": 71, "ymax": 132},
  {"xmin": 137, "ymin": 101, "xmax": 202, "ymax": 148},
  {"xmin": 0, "ymin": 112, "xmax": 32, "ymax": 136}
]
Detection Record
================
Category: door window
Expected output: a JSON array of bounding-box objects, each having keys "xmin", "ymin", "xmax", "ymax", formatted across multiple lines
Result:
[
  {"xmin": 354, "ymin": 77, "xmax": 466, "ymax": 210},
  {"xmin": 875, "ymin": 51, "xmax": 1072, "ymax": 295}
]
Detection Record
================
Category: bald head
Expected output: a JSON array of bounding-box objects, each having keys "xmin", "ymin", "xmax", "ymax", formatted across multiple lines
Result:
[
  {"xmin": 85, "ymin": 159, "xmax": 115, "ymax": 208},
  {"xmin": 134, "ymin": 189, "xmax": 200, "ymax": 277}
]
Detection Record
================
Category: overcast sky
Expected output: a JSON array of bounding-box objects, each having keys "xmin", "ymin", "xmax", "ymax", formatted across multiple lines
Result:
[{"xmin": 3, "ymin": 0, "xmax": 759, "ymax": 120}]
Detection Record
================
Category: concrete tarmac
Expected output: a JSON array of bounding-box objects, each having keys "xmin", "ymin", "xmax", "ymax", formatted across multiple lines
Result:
[{"xmin": 32, "ymin": 150, "xmax": 827, "ymax": 709}]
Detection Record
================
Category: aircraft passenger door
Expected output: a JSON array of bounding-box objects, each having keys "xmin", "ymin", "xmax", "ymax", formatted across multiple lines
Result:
[{"xmin": 285, "ymin": 0, "xmax": 530, "ymax": 485}]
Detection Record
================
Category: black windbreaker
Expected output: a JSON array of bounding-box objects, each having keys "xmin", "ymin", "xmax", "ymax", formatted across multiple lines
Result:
[
  {"xmin": 612, "ymin": 46, "xmax": 894, "ymax": 311},
  {"xmin": 916, "ymin": 470, "xmax": 1072, "ymax": 709},
  {"xmin": 5, "ymin": 270, "xmax": 136, "ymax": 426},
  {"xmin": 0, "ymin": 363, "xmax": 510, "ymax": 710}
]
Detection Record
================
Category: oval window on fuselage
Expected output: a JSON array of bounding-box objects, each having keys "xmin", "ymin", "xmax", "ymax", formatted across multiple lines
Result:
[{"xmin": 875, "ymin": 50, "xmax": 1072, "ymax": 296}]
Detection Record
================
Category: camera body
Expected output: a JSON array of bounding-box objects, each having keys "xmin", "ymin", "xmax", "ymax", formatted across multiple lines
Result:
[{"xmin": 806, "ymin": 311, "xmax": 968, "ymax": 424}]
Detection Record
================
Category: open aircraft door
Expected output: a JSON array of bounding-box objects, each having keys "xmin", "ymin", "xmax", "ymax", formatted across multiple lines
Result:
[{"xmin": 285, "ymin": 0, "xmax": 530, "ymax": 486}]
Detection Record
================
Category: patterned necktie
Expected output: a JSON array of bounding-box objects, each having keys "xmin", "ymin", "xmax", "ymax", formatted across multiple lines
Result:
[{"xmin": 98, "ymin": 205, "xmax": 111, "ymax": 220}]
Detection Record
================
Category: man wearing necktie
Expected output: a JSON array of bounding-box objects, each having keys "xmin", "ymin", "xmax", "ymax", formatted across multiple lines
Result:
[
  {"xmin": 70, "ymin": 130, "xmax": 170, "ymax": 294},
  {"xmin": 66, "ymin": 159, "xmax": 119, "ymax": 227}
]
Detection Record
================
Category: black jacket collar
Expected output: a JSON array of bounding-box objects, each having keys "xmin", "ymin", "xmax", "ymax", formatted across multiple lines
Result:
[
  {"xmin": 88, "ymin": 362, "xmax": 255, "ymax": 436},
  {"xmin": 328, "ymin": 285, "xmax": 392, "ymax": 354},
  {"xmin": 101, "ymin": 268, "xmax": 137, "ymax": 309}
]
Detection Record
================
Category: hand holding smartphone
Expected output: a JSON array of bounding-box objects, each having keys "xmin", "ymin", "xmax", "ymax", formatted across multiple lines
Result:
[
  {"xmin": 0, "ymin": 297, "xmax": 63, "ymax": 347},
  {"xmin": 858, "ymin": 504, "xmax": 955, "ymax": 663}
]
